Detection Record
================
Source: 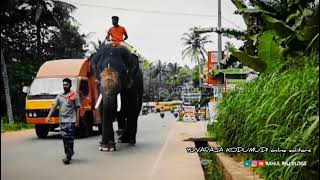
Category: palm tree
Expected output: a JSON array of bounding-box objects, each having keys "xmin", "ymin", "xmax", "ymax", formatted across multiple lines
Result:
[
  {"xmin": 147, "ymin": 63, "xmax": 155, "ymax": 94},
  {"xmin": 90, "ymin": 39, "xmax": 106, "ymax": 54},
  {"xmin": 181, "ymin": 27, "xmax": 212, "ymax": 87},
  {"xmin": 152, "ymin": 60, "xmax": 167, "ymax": 87},
  {"xmin": 167, "ymin": 62, "xmax": 181, "ymax": 76},
  {"xmin": 32, "ymin": 0, "xmax": 77, "ymax": 60}
]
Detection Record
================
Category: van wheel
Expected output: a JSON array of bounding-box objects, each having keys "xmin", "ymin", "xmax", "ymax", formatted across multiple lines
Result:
[{"xmin": 35, "ymin": 124, "xmax": 49, "ymax": 138}]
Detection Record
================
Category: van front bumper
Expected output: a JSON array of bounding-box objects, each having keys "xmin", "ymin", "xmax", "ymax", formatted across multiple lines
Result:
[{"xmin": 26, "ymin": 117, "xmax": 60, "ymax": 124}]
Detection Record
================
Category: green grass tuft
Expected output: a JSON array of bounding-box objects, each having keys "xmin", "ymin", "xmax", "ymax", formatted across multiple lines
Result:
[
  {"xmin": 1, "ymin": 123, "xmax": 34, "ymax": 133},
  {"xmin": 209, "ymin": 54, "xmax": 319, "ymax": 179}
]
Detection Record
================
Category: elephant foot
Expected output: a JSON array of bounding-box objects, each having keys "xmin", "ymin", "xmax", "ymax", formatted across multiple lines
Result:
[
  {"xmin": 128, "ymin": 140, "xmax": 136, "ymax": 146},
  {"xmin": 116, "ymin": 129, "xmax": 125, "ymax": 137},
  {"xmin": 99, "ymin": 141, "xmax": 116, "ymax": 151},
  {"xmin": 118, "ymin": 136, "xmax": 136, "ymax": 146}
]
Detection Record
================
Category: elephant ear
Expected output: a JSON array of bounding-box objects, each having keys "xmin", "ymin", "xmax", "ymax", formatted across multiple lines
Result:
[
  {"xmin": 89, "ymin": 51, "xmax": 102, "ymax": 79},
  {"xmin": 128, "ymin": 54, "xmax": 140, "ymax": 75},
  {"xmin": 118, "ymin": 46, "xmax": 131, "ymax": 68}
]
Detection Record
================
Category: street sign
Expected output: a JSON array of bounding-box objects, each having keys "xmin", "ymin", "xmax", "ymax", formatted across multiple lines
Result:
[
  {"xmin": 182, "ymin": 92, "xmax": 201, "ymax": 101},
  {"xmin": 208, "ymin": 51, "xmax": 224, "ymax": 85}
]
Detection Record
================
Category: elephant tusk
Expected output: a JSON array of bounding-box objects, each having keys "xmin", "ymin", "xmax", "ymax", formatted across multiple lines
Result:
[
  {"xmin": 117, "ymin": 93, "xmax": 121, "ymax": 112},
  {"xmin": 95, "ymin": 94, "xmax": 102, "ymax": 109}
]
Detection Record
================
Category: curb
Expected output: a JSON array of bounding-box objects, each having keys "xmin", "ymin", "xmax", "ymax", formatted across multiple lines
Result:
[{"xmin": 208, "ymin": 142, "xmax": 264, "ymax": 180}]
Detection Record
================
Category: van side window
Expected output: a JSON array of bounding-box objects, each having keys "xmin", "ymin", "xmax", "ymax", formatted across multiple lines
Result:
[{"xmin": 79, "ymin": 80, "xmax": 89, "ymax": 98}]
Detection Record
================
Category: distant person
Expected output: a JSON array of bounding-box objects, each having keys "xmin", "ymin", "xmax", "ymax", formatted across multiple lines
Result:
[
  {"xmin": 160, "ymin": 109, "xmax": 165, "ymax": 118},
  {"xmin": 46, "ymin": 78, "xmax": 81, "ymax": 165},
  {"xmin": 106, "ymin": 16, "xmax": 128, "ymax": 45}
]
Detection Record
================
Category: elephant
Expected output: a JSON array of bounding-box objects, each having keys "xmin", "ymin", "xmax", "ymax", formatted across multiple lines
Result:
[{"xmin": 90, "ymin": 44, "xmax": 143, "ymax": 151}]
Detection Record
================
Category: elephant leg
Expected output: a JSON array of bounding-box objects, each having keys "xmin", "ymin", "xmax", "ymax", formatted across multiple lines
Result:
[
  {"xmin": 126, "ymin": 112, "xmax": 138, "ymax": 145},
  {"xmin": 117, "ymin": 92, "xmax": 127, "ymax": 131},
  {"xmin": 116, "ymin": 111, "xmax": 126, "ymax": 136},
  {"xmin": 101, "ymin": 96, "xmax": 116, "ymax": 144},
  {"xmin": 117, "ymin": 91, "xmax": 131, "ymax": 143},
  {"xmin": 125, "ymin": 90, "xmax": 142, "ymax": 145}
]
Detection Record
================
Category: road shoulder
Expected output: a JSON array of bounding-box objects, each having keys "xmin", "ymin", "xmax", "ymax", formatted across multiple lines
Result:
[{"xmin": 151, "ymin": 121, "xmax": 206, "ymax": 180}]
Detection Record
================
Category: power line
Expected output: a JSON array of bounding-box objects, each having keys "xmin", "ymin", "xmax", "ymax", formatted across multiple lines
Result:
[
  {"xmin": 68, "ymin": 1, "xmax": 219, "ymax": 18},
  {"xmin": 63, "ymin": 1, "xmax": 244, "ymax": 29},
  {"xmin": 221, "ymin": 17, "xmax": 244, "ymax": 30}
]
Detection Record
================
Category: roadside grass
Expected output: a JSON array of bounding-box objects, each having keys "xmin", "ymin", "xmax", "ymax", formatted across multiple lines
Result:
[
  {"xmin": 1, "ymin": 122, "xmax": 34, "ymax": 133},
  {"xmin": 1, "ymin": 116, "xmax": 34, "ymax": 133},
  {"xmin": 208, "ymin": 54, "xmax": 319, "ymax": 179},
  {"xmin": 199, "ymin": 152, "xmax": 223, "ymax": 180}
]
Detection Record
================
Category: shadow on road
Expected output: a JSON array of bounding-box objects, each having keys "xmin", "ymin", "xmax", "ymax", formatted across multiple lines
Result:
[
  {"xmin": 70, "ymin": 158, "xmax": 91, "ymax": 164},
  {"xmin": 26, "ymin": 130, "xmax": 102, "ymax": 141}
]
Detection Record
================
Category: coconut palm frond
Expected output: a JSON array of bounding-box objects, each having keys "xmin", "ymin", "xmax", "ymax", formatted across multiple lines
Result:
[{"xmin": 52, "ymin": 0, "xmax": 77, "ymax": 13}]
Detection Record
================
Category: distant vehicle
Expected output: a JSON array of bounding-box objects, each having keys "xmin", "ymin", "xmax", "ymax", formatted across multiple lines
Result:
[
  {"xmin": 160, "ymin": 111, "xmax": 165, "ymax": 118},
  {"xmin": 182, "ymin": 105, "xmax": 197, "ymax": 121},
  {"xmin": 173, "ymin": 110, "xmax": 179, "ymax": 118},
  {"xmin": 155, "ymin": 100, "xmax": 182, "ymax": 112},
  {"xmin": 142, "ymin": 106, "xmax": 148, "ymax": 115}
]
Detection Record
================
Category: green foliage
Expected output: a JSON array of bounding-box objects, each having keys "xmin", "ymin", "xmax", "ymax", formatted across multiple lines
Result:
[
  {"xmin": 1, "ymin": 1, "xmax": 87, "ymax": 118},
  {"xmin": 210, "ymin": 53, "xmax": 319, "ymax": 179},
  {"xmin": 212, "ymin": 67, "xmax": 254, "ymax": 76},
  {"xmin": 1, "ymin": 122, "xmax": 34, "ymax": 133},
  {"xmin": 220, "ymin": 0, "xmax": 319, "ymax": 74},
  {"xmin": 49, "ymin": 21, "xmax": 87, "ymax": 59},
  {"xmin": 257, "ymin": 30, "xmax": 286, "ymax": 73},
  {"xmin": 166, "ymin": 67, "xmax": 192, "ymax": 86},
  {"xmin": 198, "ymin": 152, "xmax": 223, "ymax": 180},
  {"xmin": 230, "ymin": 48, "xmax": 266, "ymax": 72},
  {"xmin": 192, "ymin": 65, "xmax": 200, "ymax": 87},
  {"xmin": 142, "ymin": 58, "xmax": 192, "ymax": 101}
]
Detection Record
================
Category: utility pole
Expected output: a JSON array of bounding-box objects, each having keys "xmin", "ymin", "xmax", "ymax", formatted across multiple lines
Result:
[
  {"xmin": 218, "ymin": 0, "xmax": 222, "ymax": 68},
  {"xmin": 193, "ymin": 0, "xmax": 223, "ymax": 68}
]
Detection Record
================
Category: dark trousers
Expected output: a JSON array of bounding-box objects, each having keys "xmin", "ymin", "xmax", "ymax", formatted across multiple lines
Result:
[{"xmin": 60, "ymin": 122, "xmax": 75, "ymax": 158}]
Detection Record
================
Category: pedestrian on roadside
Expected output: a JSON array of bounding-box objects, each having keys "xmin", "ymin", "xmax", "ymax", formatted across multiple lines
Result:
[{"xmin": 46, "ymin": 78, "xmax": 81, "ymax": 165}]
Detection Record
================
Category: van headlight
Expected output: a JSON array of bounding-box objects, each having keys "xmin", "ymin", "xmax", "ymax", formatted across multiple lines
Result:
[
  {"xmin": 29, "ymin": 113, "xmax": 33, "ymax": 117},
  {"xmin": 33, "ymin": 112, "xmax": 37, "ymax": 117}
]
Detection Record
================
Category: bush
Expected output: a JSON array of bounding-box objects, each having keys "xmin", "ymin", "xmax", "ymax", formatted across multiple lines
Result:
[
  {"xmin": 1, "ymin": 122, "xmax": 34, "ymax": 133},
  {"xmin": 209, "ymin": 54, "xmax": 319, "ymax": 179}
]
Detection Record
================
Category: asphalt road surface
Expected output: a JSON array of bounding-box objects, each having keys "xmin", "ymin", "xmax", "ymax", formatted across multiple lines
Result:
[{"xmin": 1, "ymin": 112, "xmax": 179, "ymax": 180}]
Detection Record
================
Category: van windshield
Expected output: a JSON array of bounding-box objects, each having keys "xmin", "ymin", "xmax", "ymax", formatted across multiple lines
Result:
[{"xmin": 29, "ymin": 78, "xmax": 78, "ymax": 95}]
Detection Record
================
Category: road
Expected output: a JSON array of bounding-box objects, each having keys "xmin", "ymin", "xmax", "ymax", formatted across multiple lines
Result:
[{"xmin": 1, "ymin": 112, "xmax": 183, "ymax": 180}]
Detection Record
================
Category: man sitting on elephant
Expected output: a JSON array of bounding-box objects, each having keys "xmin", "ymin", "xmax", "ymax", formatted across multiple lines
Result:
[
  {"xmin": 106, "ymin": 16, "xmax": 128, "ymax": 46},
  {"xmin": 90, "ymin": 44, "xmax": 143, "ymax": 151}
]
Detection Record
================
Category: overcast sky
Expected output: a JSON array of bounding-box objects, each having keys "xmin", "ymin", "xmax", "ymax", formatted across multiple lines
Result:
[{"xmin": 62, "ymin": 0, "xmax": 246, "ymax": 68}]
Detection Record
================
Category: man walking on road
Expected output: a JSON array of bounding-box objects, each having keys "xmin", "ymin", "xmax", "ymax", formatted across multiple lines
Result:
[
  {"xmin": 47, "ymin": 78, "xmax": 81, "ymax": 165},
  {"xmin": 106, "ymin": 16, "xmax": 128, "ymax": 45}
]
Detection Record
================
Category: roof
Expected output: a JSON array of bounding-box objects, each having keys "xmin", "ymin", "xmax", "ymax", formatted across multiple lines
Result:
[{"xmin": 36, "ymin": 59, "xmax": 90, "ymax": 78}]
